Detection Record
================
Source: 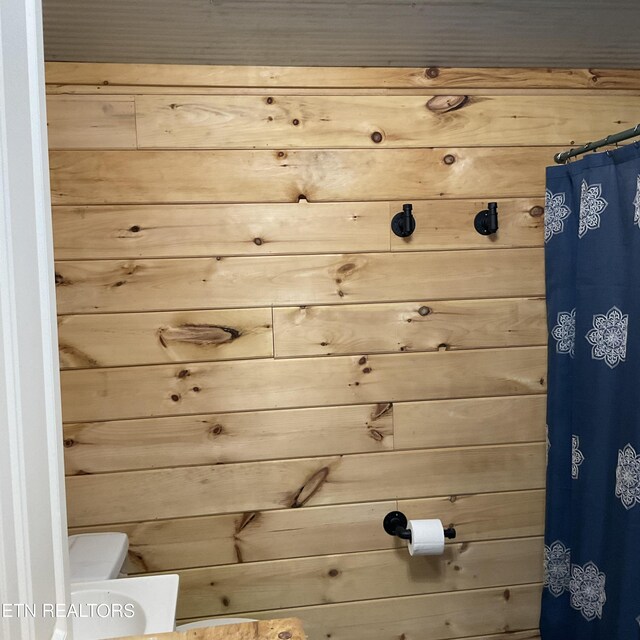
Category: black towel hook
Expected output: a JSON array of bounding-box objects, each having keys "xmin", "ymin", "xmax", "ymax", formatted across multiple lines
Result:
[
  {"xmin": 474, "ymin": 201, "xmax": 499, "ymax": 235},
  {"xmin": 391, "ymin": 203, "xmax": 416, "ymax": 237}
]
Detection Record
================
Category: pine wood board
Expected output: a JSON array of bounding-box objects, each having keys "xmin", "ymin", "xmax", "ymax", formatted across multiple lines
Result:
[
  {"xmin": 52, "ymin": 201, "xmax": 389, "ymax": 260},
  {"xmin": 58, "ymin": 308, "xmax": 273, "ymax": 369},
  {"xmin": 200, "ymin": 584, "xmax": 541, "ymax": 640},
  {"xmin": 393, "ymin": 395, "xmax": 547, "ymax": 449},
  {"xmin": 69, "ymin": 491, "xmax": 544, "ymax": 572},
  {"xmin": 54, "ymin": 249, "xmax": 544, "ymax": 314},
  {"xmin": 44, "ymin": 63, "xmax": 640, "ymax": 89},
  {"xmin": 114, "ymin": 618, "xmax": 304, "ymax": 640},
  {"xmin": 273, "ymin": 297, "xmax": 546, "ymax": 357},
  {"xmin": 133, "ymin": 94, "xmax": 640, "ymax": 149},
  {"xmin": 60, "ymin": 347, "xmax": 547, "ymax": 422},
  {"xmin": 46, "ymin": 95, "xmax": 137, "ymax": 149},
  {"xmin": 65, "ymin": 443, "xmax": 545, "ymax": 526},
  {"xmin": 399, "ymin": 490, "xmax": 545, "ymax": 544},
  {"xmin": 170, "ymin": 537, "xmax": 543, "ymax": 618},
  {"xmin": 44, "ymin": 85, "xmax": 640, "ymax": 96},
  {"xmin": 49, "ymin": 147, "xmax": 552, "ymax": 205},
  {"xmin": 70, "ymin": 501, "xmax": 399, "ymax": 571},
  {"xmin": 63, "ymin": 403, "xmax": 393, "ymax": 475},
  {"xmin": 51, "ymin": 198, "xmax": 543, "ymax": 261}
]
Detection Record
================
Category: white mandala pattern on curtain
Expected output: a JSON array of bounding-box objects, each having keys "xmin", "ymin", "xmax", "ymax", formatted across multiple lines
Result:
[
  {"xmin": 615, "ymin": 444, "xmax": 640, "ymax": 510},
  {"xmin": 545, "ymin": 189, "xmax": 571, "ymax": 242},
  {"xmin": 544, "ymin": 540, "xmax": 571, "ymax": 596},
  {"xmin": 551, "ymin": 309, "xmax": 576, "ymax": 356},
  {"xmin": 633, "ymin": 175, "xmax": 640, "ymax": 229},
  {"xmin": 572, "ymin": 436, "xmax": 585, "ymax": 479},
  {"xmin": 578, "ymin": 180, "xmax": 608, "ymax": 238},
  {"xmin": 586, "ymin": 306, "xmax": 628, "ymax": 368},
  {"xmin": 569, "ymin": 561, "xmax": 607, "ymax": 621}
]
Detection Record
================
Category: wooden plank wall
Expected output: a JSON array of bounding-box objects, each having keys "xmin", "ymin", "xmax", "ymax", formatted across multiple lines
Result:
[{"xmin": 46, "ymin": 62, "xmax": 640, "ymax": 640}]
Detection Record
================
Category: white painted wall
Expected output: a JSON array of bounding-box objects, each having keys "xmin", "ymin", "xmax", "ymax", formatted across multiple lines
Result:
[{"xmin": 0, "ymin": 0, "xmax": 70, "ymax": 638}]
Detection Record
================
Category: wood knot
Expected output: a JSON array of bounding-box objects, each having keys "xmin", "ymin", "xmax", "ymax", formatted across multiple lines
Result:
[
  {"xmin": 209, "ymin": 424, "xmax": 224, "ymax": 436},
  {"xmin": 362, "ymin": 367, "xmax": 372, "ymax": 374},
  {"xmin": 338, "ymin": 262, "xmax": 356, "ymax": 274},
  {"xmin": 292, "ymin": 118, "xmax": 300, "ymax": 126},
  {"xmin": 266, "ymin": 97, "xmax": 274, "ymax": 104},
  {"xmin": 426, "ymin": 95, "xmax": 468, "ymax": 114},
  {"xmin": 129, "ymin": 225, "xmax": 141, "ymax": 233},
  {"xmin": 437, "ymin": 343, "xmax": 449, "ymax": 351},
  {"xmin": 503, "ymin": 588, "xmax": 511, "ymax": 601},
  {"xmin": 290, "ymin": 466, "xmax": 330, "ymax": 508},
  {"xmin": 327, "ymin": 568, "xmax": 340, "ymax": 577},
  {"xmin": 358, "ymin": 356, "xmax": 367, "ymax": 365},
  {"xmin": 371, "ymin": 131, "xmax": 383, "ymax": 144},
  {"xmin": 221, "ymin": 597, "xmax": 230, "ymax": 607},
  {"xmin": 368, "ymin": 429, "xmax": 384, "ymax": 441},
  {"xmin": 278, "ymin": 633, "xmax": 292, "ymax": 640},
  {"xmin": 277, "ymin": 151, "xmax": 286, "ymax": 158},
  {"xmin": 418, "ymin": 306, "xmax": 431, "ymax": 316},
  {"xmin": 253, "ymin": 237, "xmax": 263, "ymax": 245},
  {"xmin": 177, "ymin": 369, "xmax": 190, "ymax": 378},
  {"xmin": 170, "ymin": 394, "xmax": 181, "ymax": 402},
  {"xmin": 192, "ymin": 386, "xmax": 200, "ymax": 393},
  {"xmin": 425, "ymin": 67, "xmax": 440, "ymax": 78},
  {"xmin": 54, "ymin": 272, "xmax": 69, "ymax": 286},
  {"xmin": 529, "ymin": 205, "xmax": 544, "ymax": 217},
  {"xmin": 63, "ymin": 438, "xmax": 75, "ymax": 448},
  {"xmin": 443, "ymin": 154, "xmax": 456, "ymax": 165}
]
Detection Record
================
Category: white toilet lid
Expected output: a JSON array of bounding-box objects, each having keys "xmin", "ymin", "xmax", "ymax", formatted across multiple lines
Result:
[{"xmin": 176, "ymin": 618, "xmax": 258, "ymax": 630}]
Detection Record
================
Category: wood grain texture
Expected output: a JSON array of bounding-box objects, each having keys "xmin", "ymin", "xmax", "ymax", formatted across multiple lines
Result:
[
  {"xmin": 390, "ymin": 197, "xmax": 544, "ymax": 250},
  {"xmin": 115, "ymin": 618, "xmax": 305, "ymax": 640},
  {"xmin": 394, "ymin": 395, "xmax": 547, "ymax": 449},
  {"xmin": 134, "ymin": 94, "xmax": 640, "ymax": 149},
  {"xmin": 44, "ymin": 63, "xmax": 640, "ymax": 89},
  {"xmin": 71, "ymin": 501, "xmax": 399, "ymax": 571},
  {"xmin": 63, "ymin": 403, "xmax": 393, "ymax": 474},
  {"xmin": 65, "ymin": 444, "xmax": 546, "ymax": 526},
  {"xmin": 54, "ymin": 249, "xmax": 544, "ymax": 314},
  {"xmin": 52, "ymin": 200, "xmax": 389, "ymax": 259},
  {"xmin": 171, "ymin": 537, "xmax": 543, "ymax": 618},
  {"xmin": 46, "ymin": 95, "xmax": 137, "ymax": 149},
  {"xmin": 58, "ymin": 308, "xmax": 273, "ymax": 368},
  {"xmin": 273, "ymin": 297, "xmax": 547, "ymax": 357},
  {"xmin": 49, "ymin": 147, "xmax": 551, "ymax": 205},
  {"xmin": 213, "ymin": 584, "xmax": 542, "ymax": 640},
  {"xmin": 70, "ymin": 491, "xmax": 543, "ymax": 573},
  {"xmin": 399, "ymin": 490, "xmax": 545, "ymax": 543},
  {"xmin": 60, "ymin": 347, "xmax": 547, "ymax": 422}
]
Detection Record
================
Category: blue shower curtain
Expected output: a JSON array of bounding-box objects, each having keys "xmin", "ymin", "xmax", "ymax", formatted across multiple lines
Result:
[{"xmin": 542, "ymin": 143, "xmax": 640, "ymax": 639}]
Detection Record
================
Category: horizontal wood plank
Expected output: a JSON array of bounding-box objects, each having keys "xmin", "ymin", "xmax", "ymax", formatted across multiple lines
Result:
[
  {"xmin": 60, "ymin": 347, "xmax": 547, "ymax": 422},
  {"xmin": 71, "ymin": 501, "xmax": 398, "ymax": 572},
  {"xmin": 46, "ymin": 95, "xmax": 137, "ymax": 149},
  {"xmin": 70, "ymin": 491, "xmax": 544, "ymax": 572},
  {"xmin": 59, "ymin": 308, "xmax": 273, "ymax": 368},
  {"xmin": 65, "ymin": 443, "xmax": 546, "ymax": 526},
  {"xmin": 135, "ymin": 94, "xmax": 640, "ymax": 149},
  {"xmin": 399, "ymin": 490, "xmax": 545, "ymax": 543},
  {"xmin": 54, "ymin": 249, "xmax": 544, "ymax": 314},
  {"xmin": 63, "ymin": 403, "xmax": 393, "ymax": 474},
  {"xmin": 213, "ymin": 584, "xmax": 542, "ymax": 640},
  {"xmin": 44, "ymin": 63, "xmax": 640, "ymax": 89},
  {"xmin": 49, "ymin": 148, "xmax": 552, "ymax": 205},
  {"xmin": 52, "ymin": 200, "xmax": 389, "ymax": 259},
  {"xmin": 273, "ymin": 297, "xmax": 547, "ymax": 357},
  {"xmin": 394, "ymin": 395, "xmax": 547, "ymax": 450},
  {"xmin": 390, "ymin": 197, "xmax": 543, "ymax": 251},
  {"xmin": 171, "ymin": 537, "xmax": 543, "ymax": 617}
]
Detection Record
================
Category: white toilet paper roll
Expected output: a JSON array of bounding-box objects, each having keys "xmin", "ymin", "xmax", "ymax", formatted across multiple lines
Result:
[{"xmin": 407, "ymin": 519, "xmax": 445, "ymax": 556}]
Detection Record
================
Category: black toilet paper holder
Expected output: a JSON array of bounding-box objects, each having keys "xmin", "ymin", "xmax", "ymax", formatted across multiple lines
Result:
[{"xmin": 383, "ymin": 511, "xmax": 457, "ymax": 541}]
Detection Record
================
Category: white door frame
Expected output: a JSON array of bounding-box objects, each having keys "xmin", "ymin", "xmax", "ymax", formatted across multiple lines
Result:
[{"xmin": 0, "ymin": 0, "xmax": 71, "ymax": 638}]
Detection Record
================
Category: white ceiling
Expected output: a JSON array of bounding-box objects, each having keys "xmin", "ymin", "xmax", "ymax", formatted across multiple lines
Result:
[{"xmin": 43, "ymin": 0, "xmax": 640, "ymax": 68}]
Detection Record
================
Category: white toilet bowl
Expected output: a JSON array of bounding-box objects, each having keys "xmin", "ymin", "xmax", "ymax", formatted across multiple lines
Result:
[{"xmin": 69, "ymin": 533, "xmax": 257, "ymax": 630}]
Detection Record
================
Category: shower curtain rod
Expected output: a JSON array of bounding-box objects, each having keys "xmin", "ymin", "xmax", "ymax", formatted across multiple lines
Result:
[{"xmin": 554, "ymin": 123, "xmax": 640, "ymax": 164}]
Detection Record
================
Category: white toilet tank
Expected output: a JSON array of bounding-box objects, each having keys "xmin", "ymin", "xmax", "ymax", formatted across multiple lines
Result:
[{"xmin": 68, "ymin": 533, "xmax": 129, "ymax": 583}]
